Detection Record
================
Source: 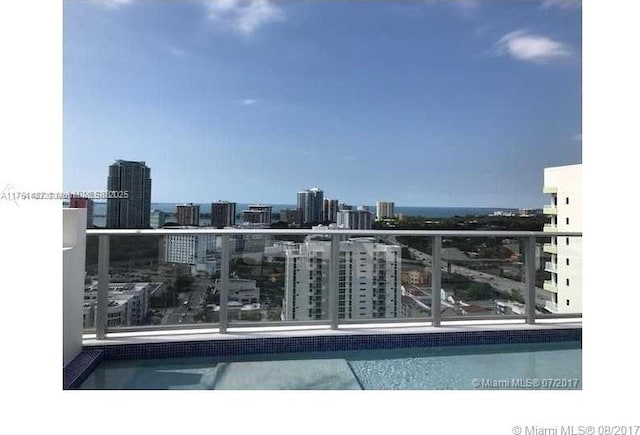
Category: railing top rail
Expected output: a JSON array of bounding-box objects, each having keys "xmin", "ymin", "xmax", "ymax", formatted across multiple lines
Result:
[{"xmin": 86, "ymin": 228, "xmax": 583, "ymax": 237}]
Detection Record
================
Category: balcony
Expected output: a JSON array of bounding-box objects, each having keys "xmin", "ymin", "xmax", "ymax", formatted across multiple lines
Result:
[
  {"xmin": 545, "ymin": 261, "xmax": 557, "ymax": 273},
  {"xmin": 543, "ymin": 280, "xmax": 558, "ymax": 293},
  {"xmin": 543, "ymin": 186, "xmax": 558, "ymax": 194},
  {"xmin": 73, "ymin": 226, "xmax": 582, "ymax": 335},
  {"xmin": 543, "ymin": 243, "xmax": 558, "ymax": 254},
  {"xmin": 543, "ymin": 205, "xmax": 557, "ymax": 215},
  {"xmin": 543, "ymin": 224, "xmax": 558, "ymax": 232},
  {"xmin": 63, "ymin": 217, "xmax": 583, "ymax": 389}
]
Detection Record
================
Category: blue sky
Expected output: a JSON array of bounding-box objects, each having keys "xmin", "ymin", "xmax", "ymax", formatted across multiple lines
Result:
[{"xmin": 63, "ymin": 0, "xmax": 581, "ymax": 208}]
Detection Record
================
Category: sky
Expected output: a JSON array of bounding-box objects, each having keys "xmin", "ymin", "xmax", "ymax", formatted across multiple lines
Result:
[{"xmin": 63, "ymin": 0, "xmax": 582, "ymax": 208}]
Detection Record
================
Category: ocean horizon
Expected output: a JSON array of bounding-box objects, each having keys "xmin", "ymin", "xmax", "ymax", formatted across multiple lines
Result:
[{"xmin": 89, "ymin": 202, "xmax": 529, "ymax": 227}]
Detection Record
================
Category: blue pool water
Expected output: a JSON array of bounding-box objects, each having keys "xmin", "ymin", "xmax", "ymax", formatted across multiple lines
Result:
[{"xmin": 80, "ymin": 341, "xmax": 581, "ymax": 390}]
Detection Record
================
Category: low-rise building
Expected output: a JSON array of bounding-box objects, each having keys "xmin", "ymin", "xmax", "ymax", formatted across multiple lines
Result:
[
  {"xmin": 401, "ymin": 266, "xmax": 430, "ymax": 286},
  {"xmin": 496, "ymin": 300, "xmax": 526, "ymax": 316},
  {"xmin": 214, "ymin": 278, "xmax": 260, "ymax": 305},
  {"xmin": 83, "ymin": 282, "xmax": 157, "ymax": 327}
]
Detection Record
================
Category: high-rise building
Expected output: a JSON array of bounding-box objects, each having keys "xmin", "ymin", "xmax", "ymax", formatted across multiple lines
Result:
[
  {"xmin": 106, "ymin": 160, "xmax": 151, "ymax": 228},
  {"xmin": 164, "ymin": 230, "xmax": 217, "ymax": 265},
  {"xmin": 69, "ymin": 195, "xmax": 94, "ymax": 228},
  {"xmin": 283, "ymin": 237, "xmax": 401, "ymax": 321},
  {"xmin": 323, "ymin": 199, "xmax": 339, "ymax": 223},
  {"xmin": 542, "ymin": 164, "xmax": 582, "ymax": 314},
  {"xmin": 230, "ymin": 222, "xmax": 273, "ymax": 253},
  {"xmin": 211, "ymin": 201, "xmax": 236, "ymax": 228},
  {"xmin": 150, "ymin": 209, "xmax": 166, "ymax": 229},
  {"xmin": 280, "ymin": 208, "xmax": 301, "ymax": 225},
  {"xmin": 242, "ymin": 205, "xmax": 272, "ymax": 225},
  {"xmin": 297, "ymin": 187, "xmax": 324, "ymax": 224},
  {"xmin": 336, "ymin": 209, "xmax": 373, "ymax": 230},
  {"xmin": 176, "ymin": 203, "xmax": 200, "ymax": 226},
  {"xmin": 376, "ymin": 201, "xmax": 395, "ymax": 220}
]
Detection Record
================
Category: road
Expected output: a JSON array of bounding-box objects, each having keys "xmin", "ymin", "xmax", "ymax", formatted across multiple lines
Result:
[
  {"xmin": 388, "ymin": 236, "xmax": 552, "ymax": 308},
  {"xmin": 159, "ymin": 276, "xmax": 212, "ymax": 325}
]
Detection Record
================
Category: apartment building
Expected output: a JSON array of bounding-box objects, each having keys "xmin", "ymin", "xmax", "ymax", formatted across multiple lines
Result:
[
  {"xmin": 283, "ymin": 237, "xmax": 401, "ymax": 321},
  {"xmin": 542, "ymin": 164, "xmax": 582, "ymax": 314}
]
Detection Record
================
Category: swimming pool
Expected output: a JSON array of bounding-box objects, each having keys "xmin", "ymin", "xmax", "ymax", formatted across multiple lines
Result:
[{"xmin": 79, "ymin": 341, "xmax": 581, "ymax": 390}]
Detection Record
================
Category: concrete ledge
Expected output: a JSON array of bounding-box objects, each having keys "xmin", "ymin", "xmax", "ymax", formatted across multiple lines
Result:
[
  {"xmin": 83, "ymin": 322, "xmax": 581, "ymax": 362},
  {"xmin": 84, "ymin": 320, "xmax": 581, "ymax": 346}
]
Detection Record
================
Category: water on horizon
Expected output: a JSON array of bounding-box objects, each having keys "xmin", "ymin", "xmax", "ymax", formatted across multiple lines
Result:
[{"xmin": 88, "ymin": 202, "xmax": 521, "ymax": 227}]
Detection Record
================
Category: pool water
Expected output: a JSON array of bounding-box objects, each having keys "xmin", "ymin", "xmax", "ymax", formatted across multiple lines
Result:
[{"xmin": 80, "ymin": 341, "xmax": 581, "ymax": 390}]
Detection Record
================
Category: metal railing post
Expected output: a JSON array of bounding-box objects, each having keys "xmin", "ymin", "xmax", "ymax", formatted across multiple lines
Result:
[
  {"xmin": 524, "ymin": 235, "xmax": 537, "ymax": 324},
  {"xmin": 218, "ymin": 234, "xmax": 230, "ymax": 334},
  {"xmin": 329, "ymin": 234, "xmax": 340, "ymax": 330},
  {"xmin": 431, "ymin": 235, "xmax": 442, "ymax": 327},
  {"xmin": 96, "ymin": 235, "xmax": 109, "ymax": 339}
]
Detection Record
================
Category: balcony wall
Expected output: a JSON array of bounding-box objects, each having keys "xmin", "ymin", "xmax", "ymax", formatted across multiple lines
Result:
[{"xmin": 63, "ymin": 208, "xmax": 86, "ymax": 367}]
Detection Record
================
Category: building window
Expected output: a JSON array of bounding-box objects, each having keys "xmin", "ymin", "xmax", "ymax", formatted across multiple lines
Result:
[
  {"xmin": 566, "ymin": 258, "xmax": 570, "ymax": 266},
  {"xmin": 566, "ymin": 299, "xmax": 570, "ymax": 306},
  {"xmin": 566, "ymin": 237, "xmax": 570, "ymax": 245},
  {"xmin": 566, "ymin": 278, "xmax": 570, "ymax": 286},
  {"xmin": 566, "ymin": 217, "xmax": 570, "ymax": 225},
  {"xmin": 566, "ymin": 197, "xmax": 570, "ymax": 205}
]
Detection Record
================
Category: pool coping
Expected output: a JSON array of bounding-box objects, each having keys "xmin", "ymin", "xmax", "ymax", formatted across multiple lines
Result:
[
  {"xmin": 67, "ymin": 322, "xmax": 581, "ymax": 389},
  {"xmin": 63, "ymin": 349, "xmax": 104, "ymax": 390}
]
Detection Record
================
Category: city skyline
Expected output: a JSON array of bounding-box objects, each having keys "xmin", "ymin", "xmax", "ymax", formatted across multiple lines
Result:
[{"xmin": 63, "ymin": 1, "xmax": 581, "ymax": 208}]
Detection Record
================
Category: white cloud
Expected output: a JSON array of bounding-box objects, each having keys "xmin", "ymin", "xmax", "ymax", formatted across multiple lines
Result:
[
  {"xmin": 204, "ymin": 0, "xmax": 284, "ymax": 36},
  {"xmin": 494, "ymin": 30, "xmax": 572, "ymax": 63},
  {"xmin": 239, "ymin": 99, "xmax": 257, "ymax": 105},
  {"xmin": 166, "ymin": 45, "xmax": 188, "ymax": 57},
  {"xmin": 541, "ymin": 0, "xmax": 582, "ymax": 10}
]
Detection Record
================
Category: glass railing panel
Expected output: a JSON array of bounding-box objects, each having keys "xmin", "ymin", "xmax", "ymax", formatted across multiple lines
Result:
[
  {"xmin": 85, "ymin": 233, "xmax": 220, "ymax": 332},
  {"xmin": 439, "ymin": 236, "xmax": 526, "ymax": 319},
  {"xmin": 82, "ymin": 230, "xmax": 581, "ymax": 336},
  {"xmin": 394, "ymin": 235, "xmax": 434, "ymax": 321},
  {"xmin": 328, "ymin": 233, "xmax": 406, "ymax": 323},
  {"xmin": 228, "ymin": 232, "xmax": 328, "ymax": 324}
]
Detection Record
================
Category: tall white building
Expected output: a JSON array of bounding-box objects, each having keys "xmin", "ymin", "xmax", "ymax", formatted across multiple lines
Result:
[
  {"xmin": 164, "ymin": 229, "xmax": 217, "ymax": 265},
  {"xmin": 283, "ymin": 237, "xmax": 401, "ymax": 321},
  {"xmin": 542, "ymin": 164, "xmax": 582, "ymax": 314},
  {"xmin": 376, "ymin": 201, "xmax": 395, "ymax": 220}
]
